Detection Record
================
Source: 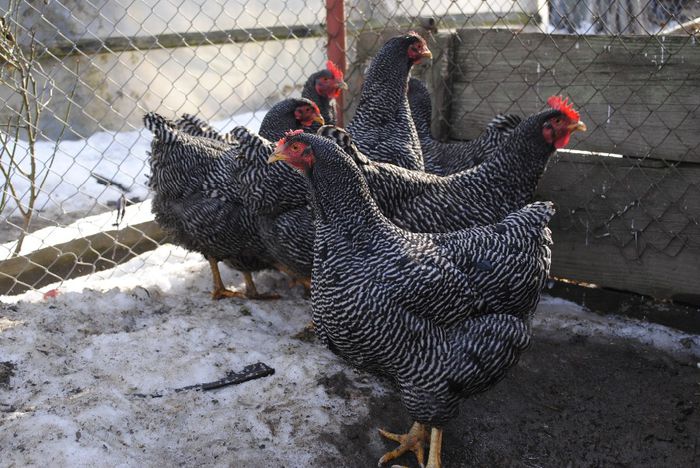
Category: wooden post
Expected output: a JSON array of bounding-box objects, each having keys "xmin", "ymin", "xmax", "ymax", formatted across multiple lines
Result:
[{"xmin": 326, "ymin": 0, "xmax": 346, "ymax": 127}]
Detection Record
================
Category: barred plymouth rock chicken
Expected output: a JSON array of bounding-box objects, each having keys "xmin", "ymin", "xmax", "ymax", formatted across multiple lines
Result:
[
  {"xmin": 269, "ymin": 131, "xmax": 555, "ymax": 467},
  {"xmin": 258, "ymin": 97, "xmax": 325, "ymax": 141},
  {"xmin": 146, "ymin": 103, "xmax": 318, "ymax": 294},
  {"xmin": 302, "ymin": 60, "xmax": 347, "ymax": 125},
  {"xmin": 408, "ymin": 77, "xmax": 522, "ymax": 175},
  {"xmin": 143, "ymin": 97, "xmax": 322, "ymax": 300},
  {"xmin": 347, "ymin": 32, "xmax": 432, "ymax": 171},
  {"xmin": 144, "ymin": 113, "xmax": 279, "ymax": 300},
  {"xmin": 144, "ymin": 103, "xmax": 313, "ymax": 299},
  {"xmin": 320, "ymin": 95, "xmax": 586, "ymax": 232}
]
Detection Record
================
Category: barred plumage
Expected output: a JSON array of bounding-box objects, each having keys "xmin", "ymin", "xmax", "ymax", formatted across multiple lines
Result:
[
  {"xmin": 269, "ymin": 132, "xmax": 554, "ymax": 463},
  {"xmin": 346, "ymin": 32, "xmax": 431, "ymax": 171},
  {"xmin": 319, "ymin": 108, "xmax": 575, "ymax": 232},
  {"xmin": 408, "ymin": 78, "xmax": 522, "ymax": 175},
  {"xmin": 144, "ymin": 111, "xmax": 292, "ymax": 299},
  {"xmin": 258, "ymin": 97, "xmax": 324, "ymax": 141},
  {"xmin": 173, "ymin": 113, "xmax": 237, "ymax": 144}
]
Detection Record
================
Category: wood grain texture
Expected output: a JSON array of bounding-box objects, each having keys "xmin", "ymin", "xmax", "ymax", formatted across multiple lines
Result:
[
  {"xmin": 0, "ymin": 221, "xmax": 167, "ymax": 295},
  {"xmin": 450, "ymin": 29, "xmax": 700, "ymax": 162},
  {"xmin": 537, "ymin": 152, "xmax": 700, "ymax": 303}
]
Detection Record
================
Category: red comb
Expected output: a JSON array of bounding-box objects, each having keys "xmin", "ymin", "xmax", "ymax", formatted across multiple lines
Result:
[
  {"xmin": 276, "ymin": 129, "xmax": 305, "ymax": 149},
  {"xmin": 326, "ymin": 60, "xmax": 344, "ymax": 81},
  {"xmin": 547, "ymin": 95, "xmax": 580, "ymax": 121}
]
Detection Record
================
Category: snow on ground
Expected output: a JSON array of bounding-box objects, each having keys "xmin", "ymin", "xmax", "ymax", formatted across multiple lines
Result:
[
  {"xmin": 0, "ymin": 245, "xmax": 386, "ymax": 466},
  {"xmin": 1, "ymin": 244, "xmax": 699, "ymax": 466},
  {"xmin": 0, "ymin": 111, "xmax": 265, "ymax": 220}
]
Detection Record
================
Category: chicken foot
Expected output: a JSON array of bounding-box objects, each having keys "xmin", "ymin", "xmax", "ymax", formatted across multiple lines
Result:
[
  {"xmin": 377, "ymin": 421, "xmax": 428, "ymax": 467},
  {"xmin": 208, "ymin": 258, "xmax": 280, "ymax": 300},
  {"xmin": 209, "ymin": 257, "xmax": 246, "ymax": 300},
  {"xmin": 242, "ymin": 272, "xmax": 280, "ymax": 300}
]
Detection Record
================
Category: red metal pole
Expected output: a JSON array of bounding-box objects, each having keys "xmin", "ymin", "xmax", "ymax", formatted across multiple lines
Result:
[{"xmin": 326, "ymin": 0, "xmax": 346, "ymax": 127}]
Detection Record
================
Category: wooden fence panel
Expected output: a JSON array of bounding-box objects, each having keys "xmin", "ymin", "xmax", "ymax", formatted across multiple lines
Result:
[
  {"xmin": 537, "ymin": 153, "xmax": 700, "ymax": 304},
  {"xmin": 449, "ymin": 29, "xmax": 700, "ymax": 163}
]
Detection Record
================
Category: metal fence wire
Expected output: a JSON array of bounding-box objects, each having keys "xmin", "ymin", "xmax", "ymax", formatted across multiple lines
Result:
[{"xmin": 0, "ymin": 0, "xmax": 699, "ymax": 302}]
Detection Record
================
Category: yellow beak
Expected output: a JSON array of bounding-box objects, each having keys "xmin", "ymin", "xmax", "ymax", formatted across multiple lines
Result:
[
  {"xmin": 267, "ymin": 150, "xmax": 287, "ymax": 164},
  {"xmin": 313, "ymin": 115, "xmax": 326, "ymax": 125},
  {"xmin": 337, "ymin": 81, "xmax": 349, "ymax": 90},
  {"xmin": 568, "ymin": 121, "xmax": 587, "ymax": 132},
  {"xmin": 421, "ymin": 50, "xmax": 433, "ymax": 60}
]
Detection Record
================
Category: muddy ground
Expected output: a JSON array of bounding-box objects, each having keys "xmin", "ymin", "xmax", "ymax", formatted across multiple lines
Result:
[{"xmin": 320, "ymin": 328, "xmax": 700, "ymax": 467}]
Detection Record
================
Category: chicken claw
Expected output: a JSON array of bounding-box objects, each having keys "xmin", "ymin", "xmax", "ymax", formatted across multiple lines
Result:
[
  {"xmin": 378, "ymin": 422, "xmax": 428, "ymax": 467},
  {"xmin": 242, "ymin": 272, "xmax": 281, "ymax": 300},
  {"xmin": 211, "ymin": 288, "xmax": 246, "ymax": 300}
]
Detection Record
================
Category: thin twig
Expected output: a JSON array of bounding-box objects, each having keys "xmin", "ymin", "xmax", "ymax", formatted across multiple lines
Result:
[{"xmin": 130, "ymin": 362, "xmax": 275, "ymax": 398}]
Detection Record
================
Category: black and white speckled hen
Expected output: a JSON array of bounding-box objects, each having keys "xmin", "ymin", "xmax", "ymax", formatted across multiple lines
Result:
[
  {"xmin": 258, "ymin": 97, "xmax": 325, "ymax": 141},
  {"xmin": 319, "ymin": 95, "xmax": 585, "ymax": 232},
  {"xmin": 171, "ymin": 97, "xmax": 323, "ymax": 145},
  {"xmin": 302, "ymin": 61, "xmax": 347, "ymax": 125},
  {"xmin": 144, "ymin": 97, "xmax": 324, "ymax": 299},
  {"xmin": 157, "ymin": 96, "xmax": 583, "ymax": 294},
  {"xmin": 269, "ymin": 131, "xmax": 555, "ymax": 467},
  {"xmin": 408, "ymin": 77, "xmax": 522, "ymax": 175},
  {"xmin": 347, "ymin": 32, "xmax": 432, "ymax": 171},
  {"xmin": 144, "ymin": 112, "xmax": 282, "ymax": 300}
]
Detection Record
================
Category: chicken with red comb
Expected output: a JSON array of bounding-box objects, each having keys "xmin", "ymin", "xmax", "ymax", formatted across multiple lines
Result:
[
  {"xmin": 302, "ymin": 61, "xmax": 348, "ymax": 125},
  {"xmin": 542, "ymin": 95, "xmax": 587, "ymax": 149},
  {"xmin": 347, "ymin": 32, "xmax": 432, "ymax": 171}
]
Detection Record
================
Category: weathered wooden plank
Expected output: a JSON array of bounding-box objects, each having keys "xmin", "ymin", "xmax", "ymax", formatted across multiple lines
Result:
[
  {"xmin": 537, "ymin": 152, "xmax": 700, "ymax": 304},
  {"xmin": 0, "ymin": 220, "xmax": 168, "ymax": 295},
  {"xmin": 450, "ymin": 29, "xmax": 700, "ymax": 163},
  {"xmin": 30, "ymin": 25, "xmax": 326, "ymax": 59},
  {"xmin": 26, "ymin": 13, "xmax": 531, "ymax": 60}
]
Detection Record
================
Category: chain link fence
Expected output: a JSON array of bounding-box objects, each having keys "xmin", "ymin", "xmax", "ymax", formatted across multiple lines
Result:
[{"xmin": 1, "ymin": 0, "xmax": 699, "ymax": 302}]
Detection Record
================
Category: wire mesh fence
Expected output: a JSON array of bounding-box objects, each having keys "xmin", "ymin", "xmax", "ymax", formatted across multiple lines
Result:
[{"xmin": 1, "ymin": 0, "xmax": 699, "ymax": 302}]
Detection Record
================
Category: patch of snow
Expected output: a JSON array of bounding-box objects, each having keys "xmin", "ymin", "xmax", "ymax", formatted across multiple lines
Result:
[
  {"xmin": 535, "ymin": 295, "xmax": 700, "ymax": 361},
  {"xmin": 0, "ymin": 111, "xmax": 265, "ymax": 220},
  {"xmin": 0, "ymin": 244, "xmax": 384, "ymax": 466},
  {"xmin": 1, "ymin": 245, "xmax": 698, "ymax": 465}
]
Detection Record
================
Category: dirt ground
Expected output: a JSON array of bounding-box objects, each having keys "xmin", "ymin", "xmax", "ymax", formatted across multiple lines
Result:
[{"xmin": 319, "ymin": 328, "xmax": 700, "ymax": 467}]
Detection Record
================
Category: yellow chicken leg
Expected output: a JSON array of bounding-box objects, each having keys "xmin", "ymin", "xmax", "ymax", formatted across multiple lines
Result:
[
  {"xmin": 209, "ymin": 257, "xmax": 246, "ymax": 300},
  {"xmin": 425, "ymin": 427, "xmax": 443, "ymax": 468},
  {"xmin": 378, "ymin": 422, "xmax": 428, "ymax": 467},
  {"xmin": 208, "ymin": 258, "xmax": 280, "ymax": 300},
  {"xmin": 242, "ymin": 272, "xmax": 280, "ymax": 300}
]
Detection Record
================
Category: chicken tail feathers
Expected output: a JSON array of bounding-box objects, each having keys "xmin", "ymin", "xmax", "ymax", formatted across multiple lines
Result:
[
  {"xmin": 172, "ymin": 113, "xmax": 237, "ymax": 145},
  {"xmin": 232, "ymin": 126, "xmax": 274, "ymax": 161},
  {"xmin": 143, "ymin": 112, "xmax": 179, "ymax": 144},
  {"xmin": 496, "ymin": 201, "xmax": 555, "ymax": 243}
]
